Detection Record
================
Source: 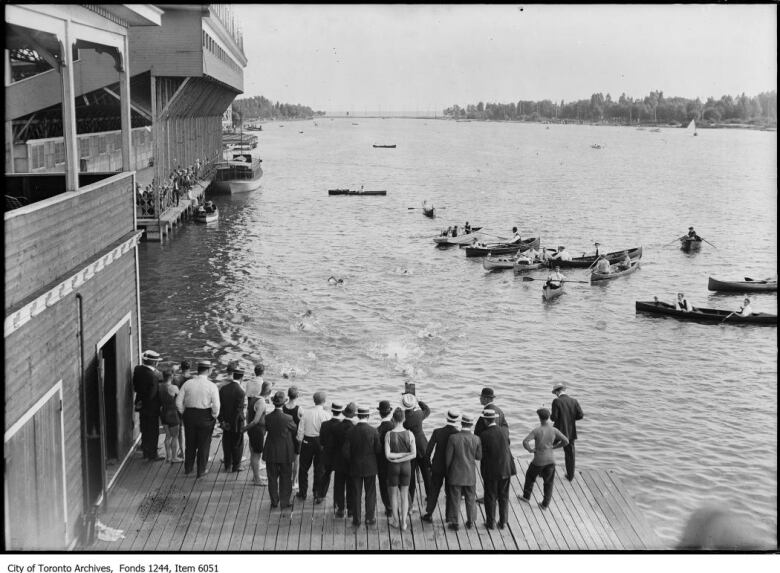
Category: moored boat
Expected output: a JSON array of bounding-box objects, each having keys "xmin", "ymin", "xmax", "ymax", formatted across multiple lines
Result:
[
  {"xmin": 680, "ymin": 237, "xmax": 702, "ymax": 251},
  {"xmin": 464, "ymin": 236, "xmax": 540, "ymax": 258},
  {"xmin": 550, "ymin": 246, "xmax": 642, "ymax": 268},
  {"xmin": 195, "ymin": 204, "xmax": 218, "ymax": 223},
  {"xmin": 210, "ymin": 156, "xmax": 263, "ymax": 195},
  {"xmin": 635, "ymin": 300, "xmax": 777, "ymax": 325},
  {"xmin": 707, "ymin": 277, "xmax": 778, "ymax": 293},
  {"xmin": 328, "ymin": 189, "xmax": 387, "ymax": 196},
  {"xmin": 590, "ymin": 260, "xmax": 641, "ymax": 283},
  {"xmin": 543, "ymin": 281, "xmax": 565, "ymax": 301}
]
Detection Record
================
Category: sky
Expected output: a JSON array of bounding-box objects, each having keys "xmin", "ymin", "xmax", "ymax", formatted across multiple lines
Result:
[{"xmin": 234, "ymin": 4, "xmax": 777, "ymax": 113}]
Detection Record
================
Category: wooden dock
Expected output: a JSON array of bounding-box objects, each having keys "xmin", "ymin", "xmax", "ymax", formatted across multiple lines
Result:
[{"xmin": 88, "ymin": 432, "xmax": 664, "ymax": 551}]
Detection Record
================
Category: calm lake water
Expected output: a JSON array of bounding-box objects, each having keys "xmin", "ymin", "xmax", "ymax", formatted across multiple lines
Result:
[{"xmin": 139, "ymin": 118, "xmax": 777, "ymax": 546}]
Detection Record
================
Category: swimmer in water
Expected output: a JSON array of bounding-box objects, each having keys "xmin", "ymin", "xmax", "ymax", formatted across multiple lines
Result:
[{"xmin": 327, "ymin": 276, "xmax": 344, "ymax": 285}]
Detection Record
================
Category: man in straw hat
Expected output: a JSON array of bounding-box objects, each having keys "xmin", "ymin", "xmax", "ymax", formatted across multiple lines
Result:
[
  {"xmin": 264, "ymin": 390, "xmax": 298, "ymax": 514},
  {"xmin": 134, "ymin": 350, "xmax": 164, "ymax": 461},
  {"xmin": 402, "ymin": 392, "xmax": 432, "ymax": 508},
  {"xmin": 551, "ymin": 383, "xmax": 584, "ymax": 481},
  {"xmin": 318, "ymin": 400, "xmax": 345, "ymax": 506},
  {"xmin": 479, "ymin": 407, "xmax": 516, "ymax": 529},
  {"xmin": 422, "ymin": 408, "xmax": 461, "ymax": 522},
  {"xmin": 218, "ymin": 366, "xmax": 246, "ymax": 472},
  {"xmin": 520, "ymin": 407, "xmax": 569, "ymax": 509},
  {"xmin": 376, "ymin": 400, "xmax": 395, "ymax": 517},
  {"xmin": 445, "ymin": 413, "xmax": 482, "ymax": 531},
  {"xmin": 343, "ymin": 405, "xmax": 382, "ymax": 527},
  {"xmin": 176, "ymin": 360, "xmax": 220, "ymax": 478}
]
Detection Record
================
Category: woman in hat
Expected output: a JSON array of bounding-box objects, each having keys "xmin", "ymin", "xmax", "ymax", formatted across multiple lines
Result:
[{"xmin": 385, "ymin": 408, "xmax": 417, "ymax": 530}]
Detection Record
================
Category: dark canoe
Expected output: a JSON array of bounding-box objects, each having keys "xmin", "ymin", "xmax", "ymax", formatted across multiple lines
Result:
[
  {"xmin": 373, "ymin": 144, "xmax": 396, "ymax": 148},
  {"xmin": 590, "ymin": 260, "xmax": 641, "ymax": 283},
  {"xmin": 707, "ymin": 277, "xmax": 778, "ymax": 293},
  {"xmin": 635, "ymin": 301, "xmax": 777, "ymax": 325},
  {"xmin": 328, "ymin": 189, "xmax": 387, "ymax": 196},
  {"xmin": 680, "ymin": 237, "xmax": 702, "ymax": 251},
  {"xmin": 464, "ymin": 236, "xmax": 540, "ymax": 257},
  {"xmin": 552, "ymin": 246, "xmax": 642, "ymax": 268},
  {"xmin": 423, "ymin": 206, "xmax": 435, "ymax": 218}
]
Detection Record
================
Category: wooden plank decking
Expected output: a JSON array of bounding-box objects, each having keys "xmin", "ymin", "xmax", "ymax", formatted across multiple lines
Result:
[{"xmin": 89, "ymin": 432, "xmax": 665, "ymax": 551}]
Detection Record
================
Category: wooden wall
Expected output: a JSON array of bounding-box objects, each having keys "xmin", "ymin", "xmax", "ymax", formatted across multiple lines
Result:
[{"xmin": 129, "ymin": 10, "xmax": 204, "ymax": 78}]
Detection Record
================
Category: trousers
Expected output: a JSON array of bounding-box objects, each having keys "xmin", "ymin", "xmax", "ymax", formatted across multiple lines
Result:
[
  {"xmin": 522, "ymin": 463, "xmax": 556, "ymax": 507},
  {"xmin": 267, "ymin": 461, "xmax": 293, "ymax": 508},
  {"xmin": 446, "ymin": 484, "xmax": 477, "ymax": 525},
  {"xmin": 298, "ymin": 436, "xmax": 324, "ymax": 498},
  {"xmin": 351, "ymin": 475, "xmax": 377, "ymax": 524},
  {"xmin": 183, "ymin": 408, "xmax": 215, "ymax": 476},
  {"xmin": 483, "ymin": 477, "xmax": 510, "ymax": 525},
  {"xmin": 408, "ymin": 457, "xmax": 432, "ymax": 505},
  {"xmin": 222, "ymin": 428, "xmax": 244, "ymax": 471},
  {"xmin": 425, "ymin": 470, "xmax": 446, "ymax": 515},
  {"xmin": 333, "ymin": 469, "xmax": 355, "ymax": 514},
  {"xmin": 563, "ymin": 441, "xmax": 576, "ymax": 480},
  {"xmin": 140, "ymin": 412, "xmax": 160, "ymax": 458}
]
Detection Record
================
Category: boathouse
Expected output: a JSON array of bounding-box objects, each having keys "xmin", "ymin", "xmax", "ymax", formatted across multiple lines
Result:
[{"xmin": 4, "ymin": 4, "xmax": 161, "ymax": 550}]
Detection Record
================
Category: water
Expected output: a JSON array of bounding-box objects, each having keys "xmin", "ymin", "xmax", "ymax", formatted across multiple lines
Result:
[{"xmin": 139, "ymin": 119, "xmax": 777, "ymax": 546}]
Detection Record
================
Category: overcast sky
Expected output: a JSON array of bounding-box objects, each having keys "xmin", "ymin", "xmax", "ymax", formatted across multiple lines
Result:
[{"xmin": 234, "ymin": 4, "xmax": 777, "ymax": 112}]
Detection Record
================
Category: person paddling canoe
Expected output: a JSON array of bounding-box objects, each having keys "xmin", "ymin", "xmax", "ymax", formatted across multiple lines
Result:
[
  {"xmin": 546, "ymin": 266, "xmax": 566, "ymax": 290},
  {"xmin": 737, "ymin": 297, "xmax": 753, "ymax": 317}
]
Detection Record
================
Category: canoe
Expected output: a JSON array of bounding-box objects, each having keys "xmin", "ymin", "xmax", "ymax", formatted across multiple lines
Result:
[
  {"xmin": 550, "ymin": 246, "xmax": 642, "ymax": 268},
  {"xmin": 543, "ymin": 281, "xmax": 565, "ymax": 301},
  {"xmin": 513, "ymin": 259, "xmax": 546, "ymax": 273},
  {"xmin": 373, "ymin": 144, "xmax": 396, "ymax": 148},
  {"xmin": 590, "ymin": 260, "xmax": 641, "ymax": 283},
  {"xmin": 707, "ymin": 277, "xmax": 778, "ymax": 293},
  {"xmin": 635, "ymin": 301, "xmax": 777, "ymax": 325},
  {"xmin": 328, "ymin": 189, "xmax": 387, "ymax": 196},
  {"xmin": 433, "ymin": 227, "xmax": 483, "ymax": 245},
  {"xmin": 423, "ymin": 206, "xmax": 435, "ymax": 218},
  {"xmin": 483, "ymin": 254, "xmax": 516, "ymax": 271},
  {"xmin": 464, "ymin": 236, "xmax": 540, "ymax": 258},
  {"xmin": 680, "ymin": 237, "xmax": 702, "ymax": 251},
  {"xmin": 195, "ymin": 207, "xmax": 218, "ymax": 224}
]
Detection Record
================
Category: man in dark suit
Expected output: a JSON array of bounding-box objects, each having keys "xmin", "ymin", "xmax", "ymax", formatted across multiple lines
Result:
[
  {"xmin": 422, "ymin": 409, "xmax": 461, "ymax": 522},
  {"xmin": 375, "ymin": 400, "xmax": 395, "ymax": 518},
  {"xmin": 218, "ymin": 367, "xmax": 246, "ymax": 472},
  {"xmin": 402, "ymin": 393, "xmax": 432, "ymax": 506},
  {"xmin": 342, "ymin": 405, "xmax": 382, "ymax": 527},
  {"xmin": 551, "ymin": 382, "xmax": 584, "ymax": 481},
  {"xmin": 318, "ymin": 401, "xmax": 344, "ymax": 503},
  {"xmin": 479, "ymin": 408, "xmax": 516, "ymax": 530},
  {"xmin": 263, "ymin": 391, "xmax": 298, "ymax": 513},
  {"xmin": 445, "ymin": 414, "xmax": 482, "ymax": 530},
  {"xmin": 474, "ymin": 387, "xmax": 509, "ymax": 439},
  {"xmin": 332, "ymin": 402, "xmax": 357, "ymax": 518},
  {"xmin": 133, "ymin": 350, "xmax": 164, "ymax": 461}
]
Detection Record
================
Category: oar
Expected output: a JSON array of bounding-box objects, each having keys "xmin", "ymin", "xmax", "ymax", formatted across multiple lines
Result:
[
  {"xmin": 701, "ymin": 238, "xmax": 718, "ymax": 249},
  {"xmin": 521, "ymin": 276, "xmax": 589, "ymax": 284},
  {"xmin": 663, "ymin": 236, "xmax": 684, "ymax": 247},
  {"xmin": 719, "ymin": 311, "xmax": 736, "ymax": 325}
]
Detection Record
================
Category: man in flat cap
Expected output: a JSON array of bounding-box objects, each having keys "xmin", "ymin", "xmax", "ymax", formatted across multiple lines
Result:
[
  {"xmin": 479, "ymin": 407, "xmax": 516, "ymax": 529},
  {"xmin": 402, "ymin": 392, "xmax": 432, "ymax": 508},
  {"xmin": 264, "ymin": 390, "xmax": 298, "ymax": 514},
  {"xmin": 342, "ymin": 405, "xmax": 382, "ymax": 526},
  {"xmin": 520, "ymin": 407, "xmax": 569, "ymax": 509},
  {"xmin": 218, "ymin": 367, "xmax": 246, "ymax": 472},
  {"xmin": 445, "ymin": 413, "xmax": 482, "ymax": 530},
  {"xmin": 318, "ymin": 400, "xmax": 345, "ymax": 504},
  {"xmin": 297, "ymin": 391, "xmax": 331, "ymax": 502},
  {"xmin": 376, "ymin": 400, "xmax": 395, "ymax": 517},
  {"xmin": 422, "ymin": 409, "xmax": 461, "ymax": 522},
  {"xmin": 133, "ymin": 350, "xmax": 164, "ymax": 461},
  {"xmin": 551, "ymin": 383, "xmax": 584, "ymax": 481},
  {"xmin": 176, "ymin": 360, "xmax": 220, "ymax": 478}
]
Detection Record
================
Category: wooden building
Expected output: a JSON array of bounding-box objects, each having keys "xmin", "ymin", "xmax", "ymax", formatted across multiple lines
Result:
[{"xmin": 4, "ymin": 4, "xmax": 161, "ymax": 550}]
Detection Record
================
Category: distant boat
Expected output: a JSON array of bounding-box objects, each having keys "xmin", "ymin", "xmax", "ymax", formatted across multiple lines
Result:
[
  {"xmin": 328, "ymin": 188, "xmax": 386, "ymax": 196},
  {"xmin": 687, "ymin": 119, "xmax": 698, "ymax": 136},
  {"xmin": 373, "ymin": 144, "xmax": 396, "ymax": 148},
  {"xmin": 422, "ymin": 202, "xmax": 435, "ymax": 218},
  {"xmin": 591, "ymin": 144, "xmax": 602, "ymax": 149},
  {"xmin": 650, "ymin": 128, "xmax": 661, "ymax": 133}
]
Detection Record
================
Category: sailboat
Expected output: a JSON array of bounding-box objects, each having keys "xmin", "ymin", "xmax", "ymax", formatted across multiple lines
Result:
[{"xmin": 687, "ymin": 119, "xmax": 698, "ymax": 136}]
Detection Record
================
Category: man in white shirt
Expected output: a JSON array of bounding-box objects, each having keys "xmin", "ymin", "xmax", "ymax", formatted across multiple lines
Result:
[
  {"xmin": 296, "ymin": 391, "xmax": 332, "ymax": 502},
  {"xmin": 510, "ymin": 227, "xmax": 522, "ymax": 244},
  {"xmin": 737, "ymin": 297, "xmax": 752, "ymax": 317},
  {"xmin": 594, "ymin": 255, "xmax": 611, "ymax": 274},
  {"xmin": 176, "ymin": 360, "xmax": 221, "ymax": 478},
  {"xmin": 548, "ymin": 266, "xmax": 566, "ymax": 287}
]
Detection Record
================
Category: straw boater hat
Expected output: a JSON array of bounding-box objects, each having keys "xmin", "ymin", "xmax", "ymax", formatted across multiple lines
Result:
[
  {"xmin": 197, "ymin": 360, "xmax": 212, "ymax": 370},
  {"xmin": 357, "ymin": 406, "xmax": 371, "ymax": 417},
  {"xmin": 142, "ymin": 350, "xmax": 162, "ymax": 362},
  {"xmin": 481, "ymin": 408, "xmax": 498, "ymax": 420},
  {"xmin": 331, "ymin": 401, "xmax": 344, "ymax": 414},
  {"xmin": 446, "ymin": 409, "xmax": 461, "ymax": 426},
  {"xmin": 461, "ymin": 414, "xmax": 474, "ymax": 426},
  {"xmin": 552, "ymin": 383, "xmax": 566, "ymax": 394},
  {"xmin": 401, "ymin": 394, "xmax": 417, "ymax": 409}
]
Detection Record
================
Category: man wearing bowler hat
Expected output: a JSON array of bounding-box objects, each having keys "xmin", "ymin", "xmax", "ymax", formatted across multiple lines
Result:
[
  {"xmin": 474, "ymin": 387, "xmax": 509, "ymax": 439},
  {"xmin": 175, "ymin": 360, "xmax": 220, "ymax": 478},
  {"xmin": 376, "ymin": 400, "xmax": 395, "ymax": 517},
  {"xmin": 318, "ymin": 401, "xmax": 345, "ymax": 505},
  {"xmin": 479, "ymin": 408, "xmax": 516, "ymax": 529},
  {"xmin": 342, "ymin": 405, "xmax": 382, "ymax": 526},
  {"xmin": 551, "ymin": 382, "xmax": 584, "ymax": 481},
  {"xmin": 134, "ymin": 350, "xmax": 164, "ymax": 460},
  {"xmin": 520, "ymin": 407, "xmax": 569, "ymax": 509},
  {"xmin": 218, "ymin": 367, "xmax": 246, "ymax": 472},
  {"xmin": 402, "ymin": 392, "xmax": 432, "ymax": 508},
  {"xmin": 445, "ymin": 413, "xmax": 482, "ymax": 530},
  {"xmin": 422, "ymin": 409, "xmax": 461, "ymax": 522},
  {"xmin": 264, "ymin": 390, "xmax": 298, "ymax": 513}
]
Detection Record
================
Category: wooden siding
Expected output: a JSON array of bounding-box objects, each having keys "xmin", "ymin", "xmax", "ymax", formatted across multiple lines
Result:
[
  {"xmin": 4, "ymin": 173, "xmax": 135, "ymax": 311},
  {"xmin": 202, "ymin": 50, "xmax": 243, "ymax": 93},
  {"xmin": 4, "ymin": 250, "xmax": 140, "ymax": 548},
  {"xmin": 129, "ymin": 10, "xmax": 204, "ymax": 78}
]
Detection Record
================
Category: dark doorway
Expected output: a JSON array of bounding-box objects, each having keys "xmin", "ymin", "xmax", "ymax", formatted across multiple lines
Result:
[{"xmin": 102, "ymin": 336, "xmax": 118, "ymax": 461}]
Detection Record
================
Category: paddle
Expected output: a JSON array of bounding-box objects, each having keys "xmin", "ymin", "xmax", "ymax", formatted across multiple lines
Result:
[
  {"xmin": 701, "ymin": 238, "xmax": 718, "ymax": 249},
  {"xmin": 719, "ymin": 312, "xmax": 736, "ymax": 325},
  {"xmin": 664, "ymin": 236, "xmax": 685, "ymax": 247},
  {"xmin": 408, "ymin": 206, "xmax": 446, "ymax": 210},
  {"xmin": 521, "ymin": 276, "xmax": 589, "ymax": 284}
]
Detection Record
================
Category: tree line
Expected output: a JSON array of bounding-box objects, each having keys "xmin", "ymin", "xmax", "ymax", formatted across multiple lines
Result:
[
  {"xmin": 443, "ymin": 90, "xmax": 777, "ymax": 125},
  {"xmin": 232, "ymin": 95, "xmax": 325, "ymax": 123}
]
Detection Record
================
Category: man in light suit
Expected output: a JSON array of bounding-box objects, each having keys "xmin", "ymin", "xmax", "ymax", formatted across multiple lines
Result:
[
  {"xmin": 263, "ymin": 391, "xmax": 298, "ymax": 514},
  {"xmin": 479, "ymin": 408, "xmax": 516, "ymax": 530},
  {"xmin": 551, "ymin": 382, "xmax": 584, "ymax": 481},
  {"xmin": 445, "ymin": 414, "xmax": 482, "ymax": 531}
]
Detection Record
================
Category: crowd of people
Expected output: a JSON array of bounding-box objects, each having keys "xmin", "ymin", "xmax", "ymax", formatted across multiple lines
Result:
[
  {"xmin": 135, "ymin": 157, "xmax": 211, "ymax": 217},
  {"xmin": 133, "ymin": 350, "xmax": 585, "ymax": 531}
]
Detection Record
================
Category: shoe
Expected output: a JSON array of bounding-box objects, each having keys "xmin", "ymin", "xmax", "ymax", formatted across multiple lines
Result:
[
  {"xmin": 421, "ymin": 513, "xmax": 433, "ymax": 523},
  {"xmin": 400, "ymin": 522, "xmax": 408, "ymax": 532},
  {"xmin": 147, "ymin": 455, "xmax": 164, "ymax": 462},
  {"xmin": 538, "ymin": 502, "xmax": 548, "ymax": 510},
  {"xmin": 385, "ymin": 509, "xmax": 393, "ymax": 517},
  {"xmin": 336, "ymin": 510, "xmax": 345, "ymax": 518},
  {"xmin": 196, "ymin": 470, "xmax": 209, "ymax": 479},
  {"xmin": 232, "ymin": 466, "xmax": 245, "ymax": 472},
  {"xmin": 314, "ymin": 497, "xmax": 324, "ymax": 505},
  {"xmin": 566, "ymin": 475, "xmax": 574, "ymax": 482},
  {"xmin": 365, "ymin": 519, "xmax": 376, "ymax": 526},
  {"xmin": 484, "ymin": 521, "xmax": 495, "ymax": 530},
  {"xmin": 296, "ymin": 493, "xmax": 307, "ymax": 500},
  {"xmin": 517, "ymin": 495, "xmax": 530, "ymax": 504},
  {"xmin": 270, "ymin": 502, "xmax": 279, "ymax": 509},
  {"xmin": 476, "ymin": 496, "xmax": 484, "ymax": 504},
  {"xmin": 172, "ymin": 457, "xmax": 184, "ymax": 463},
  {"xmin": 448, "ymin": 523, "xmax": 459, "ymax": 531},
  {"xmin": 498, "ymin": 522, "xmax": 506, "ymax": 530},
  {"xmin": 465, "ymin": 521, "xmax": 473, "ymax": 530},
  {"xmin": 184, "ymin": 469, "xmax": 193, "ymax": 475}
]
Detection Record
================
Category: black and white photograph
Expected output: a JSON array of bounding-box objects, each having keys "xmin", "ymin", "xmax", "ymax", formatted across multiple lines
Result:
[{"xmin": 3, "ymin": 2, "xmax": 777, "ymax": 562}]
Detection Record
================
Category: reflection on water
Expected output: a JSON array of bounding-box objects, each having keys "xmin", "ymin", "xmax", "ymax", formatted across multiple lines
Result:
[{"xmin": 140, "ymin": 119, "xmax": 777, "ymax": 546}]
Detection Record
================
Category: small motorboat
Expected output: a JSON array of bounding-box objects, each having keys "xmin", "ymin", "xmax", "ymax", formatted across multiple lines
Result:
[
  {"xmin": 543, "ymin": 281, "xmax": 565, "ymax": 301},
  {"xmin": 590, "ymin": 260, "xmax": 641, "ymax": 283},
  {"xmin": 707, "ymin": 277, "xmax": 778, "ymax": 293},
  {"xmin": 195, "ymin": 202, "xmax": 218, "ymax": 223},
  {"xmin": 635, "ymin": 300, "xmax": 777, "ymax": 325}
]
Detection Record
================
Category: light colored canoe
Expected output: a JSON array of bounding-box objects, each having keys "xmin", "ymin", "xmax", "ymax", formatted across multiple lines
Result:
[
  {"xmin": 543, "ymin": 281, "xmax": 565, "ymax": 301},
  {"xmin": 513, "ymin": 259, "xmax": 546, "ymax": 273},
  {"xmin": 590, "ymin": 260, "xmax": 641, "ymax": 283},
  {"xmin": 483, "ymin": 254, "xmax": 516, "ymax": 270}
]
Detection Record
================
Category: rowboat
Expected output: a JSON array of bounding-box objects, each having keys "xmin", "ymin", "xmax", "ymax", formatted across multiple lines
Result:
[
  {"xmin": 373, "ymin": 144, "xmax": 396, "ymax": 148},
  {"xmin": 195, "ymin": 205, "xmax": 218, "ymax": 223},
  {"xmin": 423, "ymin": 205, "xmax": 435, "ymax": 218},
  {"xmin": 513, "ymin": 259, "xmax": 547, "ymax": 273},
  {"xmin": 543, "ymin": 281, "xmax": 565, "ymax": 301},
  {"xmin": 635, "ymin": 301, "xmax": 777, "ymax": 325},
  {"xmin": 680, "ymin": 237, "xmax": 702, "ymax": 251},
  {"xmin": 482, "ymin": 254, "xmax": 516, "ymax": 271},
  {"xmin": 550, "ymin": 246, "xmax": 642, "ymax": 268},
  {"xmin": 433, "ymin": 227, "xmax": 483, "ymax": 245},
  {"xmin": 707, "ymin": 277, "xmax": 778, "ymax": 293},
  {"xmin": 328, "ymin": 189, "xmax": 387, "ymax": 196},
  {"xmin": 590, "ymin": 260, "xmax": 641, "ymax": 283},
  {"xmin": 464, "ymin": 236, "xmax": 540, "ymax": 258}
]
